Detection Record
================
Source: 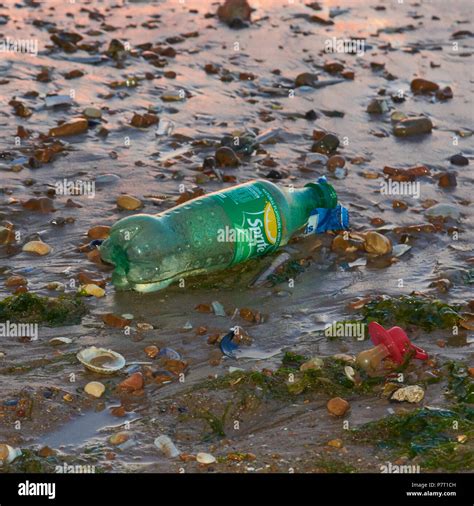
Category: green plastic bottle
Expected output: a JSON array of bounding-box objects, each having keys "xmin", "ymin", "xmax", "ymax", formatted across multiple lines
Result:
[{"xmin": 100, "ymin": 177, "xmax": 348, "ymax": 292}]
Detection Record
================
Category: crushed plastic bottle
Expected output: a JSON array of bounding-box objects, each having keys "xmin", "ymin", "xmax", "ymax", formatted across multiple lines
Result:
[{"xmin": 100, "ymin": 177, "xmax": 349, "ymax": 292}]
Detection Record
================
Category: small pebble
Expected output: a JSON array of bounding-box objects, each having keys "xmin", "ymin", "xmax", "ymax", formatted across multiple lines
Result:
[
  {"xmin": 84, "ymin": 381, "xmax": 105, "ymax": 398},
  {"xmin": 450, "ymin": 154, "xmax": 469, "ymax": 166},
  {"xmin": 117, "ymin": 195, "xmax": 143, "ymax": 211},
  {"xmin": 327, "ymin": 397, "xmax": 350, "ymax": 416},
  {"xmin": 22, "ymin": 240, "xmax": 52, "ymax": 256},
  {"xmin": 82, "ymin": 283, "xmax": 105, "ymax": 297}
]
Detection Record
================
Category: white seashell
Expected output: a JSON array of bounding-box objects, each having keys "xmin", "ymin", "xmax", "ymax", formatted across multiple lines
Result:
[
  {"xmin": 196, "ymin": 452, "xmax": 216, "ymax": 464},
  {"xmin": 84, "ymin": 381, "xmax": 105, "ymax": 398},
  {"xmin": 0, "ymin": 444, "xmax": 21, "ymax": 465},
  {"xmin": 391, "ymin": 385, "xmax": 425, "ymax": 403},
  {"xmin": 344, "ymin": 366, "xmax": 356, "ymax": 382},
  {"xmin": 49, "ymin": 337, "xmax": 73, "ymax": 346},
  {"xmin": 77, "ymin": 346, "xmax": 125, "ymax": 374},
  {"xmin": 154, "ymin": 435, "xmax": 180, "ymax": 458}
]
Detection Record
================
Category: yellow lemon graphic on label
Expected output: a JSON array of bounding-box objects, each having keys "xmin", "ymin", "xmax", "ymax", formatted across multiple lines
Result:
[{"xmin": 264, "ymin": 202, "xmax": 278, "ymax": 244}]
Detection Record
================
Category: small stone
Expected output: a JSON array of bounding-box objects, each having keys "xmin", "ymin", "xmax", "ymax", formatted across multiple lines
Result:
[
  {"xmin": 393, "ymin": 116, "xmax": 433, "ymax": 137},
  {"xmin": 82, "ymin": 283, "xmax": 105, "ymax": 297},
  {"xmin": 49, "ymin": 118, "xmax": 88, "ymax": 137},
  {"xmin": 435, "ymin": 86, "xmax": 453, "ymax": 100},
  {"xmin": 300, "ymin": 357, "xmax": 324, "ymax": 372},
  {"xmin": 63, "ymin": 393, "xmax": 73, "ymax": 402},
  {"xmin": 450, "ymin": 154, "xmax": 469, "ymax": 166},
  {"xmin": 392, "ymin": 200, "xmax": 408, "ymax": 210},
  {"xmin": 438, "ymin": 173, "xmax": 457, "ymax": 188},
  {"xmin": 215, "ymin": 146, "xmax": 240, "ymax": 167},
  {"xmin": 130, "ymin": 113, "xmax": 159, "ymax": 128},
  {"xmin": 144, "ymin": 345, "xmax": 159, "ymax": 358},
  {"xmin": 327, "ymin": 397, "xmax": 350, "ymax": 416},
  {"xmin": 364, "ymin": 232, "xmax": 392, "ymax": 255},
  {"xmin": 323, "ymin": 61, "xmax": 344, "ymax": 74},
  {"xmin": 38, "ymin": 446, "xmax": 56, "ymax": 458},
  {"xmin": 295, "ymin": 72, "xmax": 318, "ymax": 87},
  {"xmin": 83, "ymin": 107, "xmax": 102, "ymax": 119},
  {"xmin": 367, "ymin": 98, "xmax": 389, "ymax": 114},
  {"xmin": 5, "ymin": 276, "xmax": 27, "ymax": 287},
  {"xmin": 311, "ymin": 134, "xmax": 339, "ymax": 155},
  {"xmin": 391, "ymin": 111, "xmax": 407, "ymax": 123},
  {"xmin": 117, "ymin": 195, "xmax": 143, "ymax": 210},
  {"xmin": 87, "ymin": 225, "xmax": 111, "ymax": 239},
  {"xmin": 391, "ymin": 385, "xmax": 424, "ymax": 403},
  {"xmin": 217, "ymin": 0, "xmax": 251, "ymax": 27},
  {"xmin": 327, "ymin": 439, "xmax": 343, "ymax": 449},
  {"xmin": 305, "ymin": 109, "xmax": 318, "ymax": 120},
  {"xmin": 136, "ymin": 322, "xmax": 153, "ymax": 331},
  {"xmin": 109, "ymin": 432, "xmax": 129, "ymax": 446},
  {"xmin": 327, "ymin": 155, "xmax": 345, "ymax": 171},
  {"xmin": 85, "ymin": 381, "xmax": 105, "ymax": 398},
  {"xmin": 161, "ymin": 90, "xmax": 184, "ymax": 102},
  {"xmin": 118, "ymin": 372, "xmax": 144, "ymax": 392},
  {"xmin": 410, "ymin": 78, "xmax": 439, "ymax": 94},
  {"xmin": 102, "ymin": 313, "xmax": 131, "ymax": 328},
  {"xmin": 22, "ymin": 240, "xmax": 52, "ymax": 256},
  {"xmin": 196, "ymin": 452, "xmax": 216, "ymax": 464}
]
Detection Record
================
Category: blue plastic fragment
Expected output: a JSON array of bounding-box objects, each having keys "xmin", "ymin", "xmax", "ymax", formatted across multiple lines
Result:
[
  {"xmin": 220, "ymin": 329, "xmax": 239, "ymax": 359},
  {"xmin": 3, "ymin": 399, "xmax": 18, "ymax": 407}
]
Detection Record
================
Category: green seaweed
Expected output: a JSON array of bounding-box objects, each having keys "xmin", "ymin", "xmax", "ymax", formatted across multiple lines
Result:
[
  {"xmin": 361, "ymin": 295, "xmax": 461, "ymax": 331},
  {"xmin": 313, "ymin": 457, "xmax": 357, "ymax": 473},
  {"xmin": 446, "ymin": 361, "xmax": 474, "ymax": 404},
  {"xmin": 281, "ymin": 351, "xmax": 307, "ymax": 368},
  {"xmin": 350, "ymin": 407, "xmax": 474, "ymax": 464},
  {"xmin": 0, "ymin": 292, "xmax": 87, "ymax": 326},
  {"xmin": 195, "ymin": 403, "xmax": 232, "ymax": 441},
  {"xmin": 267, "ymin": 259, "xmax": 306, "ymax": 286},
  {"xmin": 198, "ymin": 356, "xmax": 375, "ymax": 400}
]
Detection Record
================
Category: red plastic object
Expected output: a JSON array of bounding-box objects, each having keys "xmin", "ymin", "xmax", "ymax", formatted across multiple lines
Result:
[{"xmin": 368, "ymin": 322, "xmax": 429, "ymax": 364}]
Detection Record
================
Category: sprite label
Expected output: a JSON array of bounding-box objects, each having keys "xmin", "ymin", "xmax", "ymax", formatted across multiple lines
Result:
[{"xmin": 211, "ymin": 182, "xmax": 283, "ymax": 265}]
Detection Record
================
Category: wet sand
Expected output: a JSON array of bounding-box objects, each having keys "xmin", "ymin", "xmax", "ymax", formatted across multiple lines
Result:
[{"xmin": 0, "ymin": 0, "xmax": 473, "ymax": 473}]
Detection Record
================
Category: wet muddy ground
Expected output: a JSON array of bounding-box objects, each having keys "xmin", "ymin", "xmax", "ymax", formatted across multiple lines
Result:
[{"xmin": 0, "ymin": 0, "xmax": 473, "ymax": 473}]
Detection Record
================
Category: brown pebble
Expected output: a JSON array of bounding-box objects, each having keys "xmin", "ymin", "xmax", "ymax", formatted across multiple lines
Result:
[
  {"xmin": 327, "ymin": 155, "xmax": 345, "ymax": 171},
  {"xmin": 117, "ymin": 195, "xmax": 143, "ymax": 210},
  {"xmin": 411, "ymin": 78, "xmax": 439, "ymax": 94},
  {"xmin": 87, "ymin": 225, "xmax": 111, "ymax": 239},
  {"xmin": 118, "ymin": 372, "xmax": 144, "ymax": 392},
  {"xmin": 215, "ymin": 147, "xmax": 240, "ymax": 168},
  {"xmin": 5, "ymin": 275, "xmax": 27, "ymax": 287},
  {"xmin": 327, "ymin": 397, "xmax": 350, "ymax": 416},
  {"xmin": 438, "ymin": 173, "xmax": 457, "ymax": 188},
  {"xmin": 49, "ymin": 118, "xmax": 88, "ymax": 138}
]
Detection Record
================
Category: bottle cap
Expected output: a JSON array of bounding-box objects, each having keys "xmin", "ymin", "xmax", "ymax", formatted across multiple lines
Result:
[
  {"xmin": 304, "ymin": 204, "xmax": 349, "ymax": 235},
  {"xmin": 368, "ymin": 322, "xmax": 428, "ymax": 364},
  {"xmin": 304, "ymin": 176, "xmax": 338, "ymax": 209}
]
